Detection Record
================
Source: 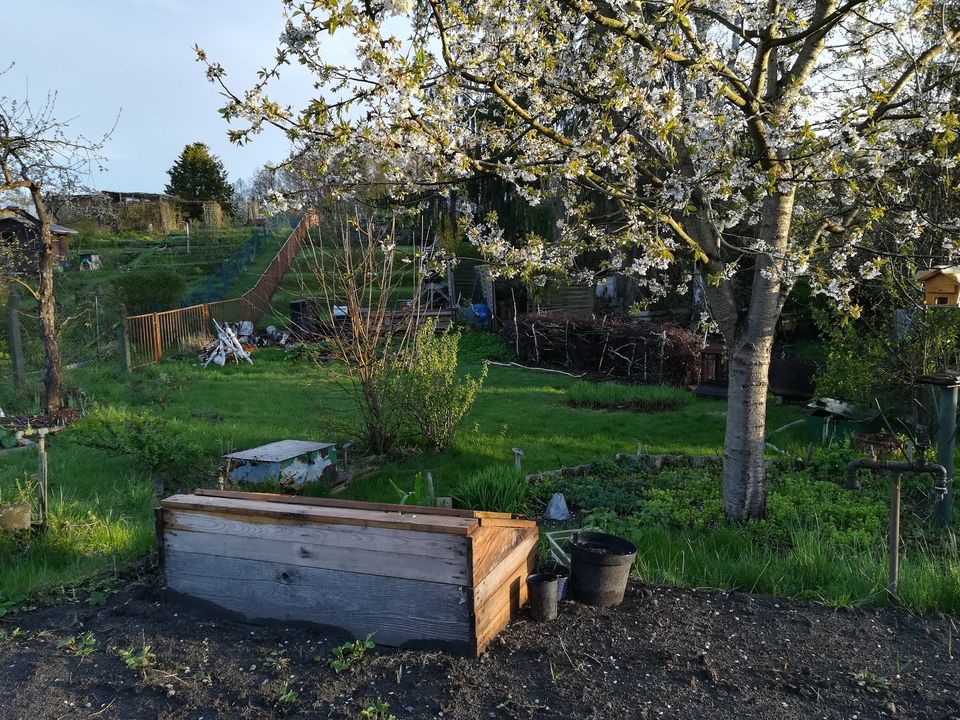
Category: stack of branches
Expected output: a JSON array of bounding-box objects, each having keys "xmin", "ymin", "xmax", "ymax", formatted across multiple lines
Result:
[
  {"xmin": 505, "ymin": 312, "xmax": 703, "ymax": 386},
  {"xmin": 200, "ymin": 319, "xmax": 254, "ymax": 367}
]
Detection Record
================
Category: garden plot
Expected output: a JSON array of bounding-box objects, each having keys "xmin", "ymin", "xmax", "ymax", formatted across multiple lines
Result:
[{"xmin": 0, "ymin": 572, "xmax": 956, "ymax": 719}]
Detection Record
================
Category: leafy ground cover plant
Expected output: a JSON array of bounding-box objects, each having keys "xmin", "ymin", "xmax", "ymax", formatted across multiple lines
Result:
[
  {"xmin": 542, "ymin": 455, "xmax": 960, "ymax": 612},
  {"xmin": 58, "ymin": 631, "xmax": 96, "ymax": 661},
  {"xmin": 66, "ymin": 405, "xmax": 204, "ymax": 486},
  {"xmin": 360, "ymin": 699, "xmax": 396, "ymax": 720},
  {"xmin": 118, "ymin": 640, "xmax": 156, "ymax": 679},
  {"xmin": 566, "ymin": 381, "xmax": 693, "ymax": 413},
  {"xmin": 329, "ymin": 633, "xmax": 375, "ymax": 674},
  {"xmin": 454, "ymin": 465, "xmax": 529, "ymax": 514}
]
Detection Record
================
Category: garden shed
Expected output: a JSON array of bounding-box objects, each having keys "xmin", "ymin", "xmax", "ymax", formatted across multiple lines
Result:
[
  {"xmin": 0, "ymin": 205, "xmax": 77, "ymax": 270},
  {"xmin": 477, "ymin": 265, "xmax": 596, "ymax": 327},
  {"xmin": 914, "ymin": 266, "xmax": 960, "ymax": 306},
  {"xmin": 159, "ymin": 490, "xmax": 539, "ymax": 655}
]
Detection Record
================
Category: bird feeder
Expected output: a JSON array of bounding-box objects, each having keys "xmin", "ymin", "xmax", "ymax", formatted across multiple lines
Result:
[{"xmin": 914, "ymin": 266, "xmax": 960, "ymax": 307}]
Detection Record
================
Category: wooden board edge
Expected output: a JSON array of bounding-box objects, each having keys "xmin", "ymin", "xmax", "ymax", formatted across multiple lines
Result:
[
  {"xmin": 160, "ymin": 497, "xmax": 474, "ymax": 536},
  {"xmin": 472, "ymin": 533, "xmax": 539, "ymax": 611},
  {"xmin": 472, "ymin": 547, "xmax": 537, "ymax": 655},
  {"xmin": 476, "ymin": 517, "xmax": 539, "ymax": 528},
  {"xmin": 194, "ymin": 489, "xmax": 487, "ymax": 519}
]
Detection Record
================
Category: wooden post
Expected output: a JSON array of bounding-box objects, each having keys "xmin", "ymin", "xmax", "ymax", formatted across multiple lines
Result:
[
  {"xmin": 37, "ymin": 429, "xmax": 49, "ymax": 527},
  {"xmin": 6, "ymin": 286, "xmax": 26, "ymax": 390},
  {"xmin": 117, "ymin": 318, "xmax": 132, "ymax": 373},
  {"xmin": 154, "ymin": 506, "xmax": 165, "ymax": 565},
  {"xmin": 202, "ymin": 304, "xmax": 210, "ymax": 336},
  {"xmin": 152, "ymin": 312, "xmax": 162, "ymax": 363}
]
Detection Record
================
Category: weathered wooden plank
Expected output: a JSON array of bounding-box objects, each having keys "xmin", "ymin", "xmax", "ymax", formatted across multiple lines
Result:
[
  {"xmin": 165, "ymin": 528, "xmax": 470, "ymax": 585},
  {"xmin": 165, "ymin": 550, "xmax": 472, "ymax": 648},
  {"xmin": 473, "ymin": 552, "xmax": 535, "ymax": 654},
  {"xmin": 161, "ymin": 494, "xmax": 478, "ymax": 535},
  {"xmin": 473, "ymin": 532, "xmax": 539, "ymax": 606},
  {"xmin": 165, "ymin": 510, "xmax": 469, "ymax": 561},
  {"xmin": 470, "ymin": 525, "xmax": 536, "ymax": 587}
]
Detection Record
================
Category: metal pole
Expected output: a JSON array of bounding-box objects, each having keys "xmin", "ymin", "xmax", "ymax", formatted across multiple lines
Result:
[
  {"xmin": 888, "ymin": 473, "xmax": 901, "ymax": 601},
  {"xmin": 935, "ymin": 385, "xmax": 956, "ymax": 527}
]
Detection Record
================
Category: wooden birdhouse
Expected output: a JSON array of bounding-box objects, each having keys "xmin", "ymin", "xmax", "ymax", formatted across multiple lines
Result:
[{"xmin": 915, "ymin": 266, "xmax": 960, "ymax": 307}]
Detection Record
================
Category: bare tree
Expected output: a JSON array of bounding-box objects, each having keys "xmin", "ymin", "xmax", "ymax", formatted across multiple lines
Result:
[
  {"xmin": 297, "ymin": 213, "xmax": 425, "ymax": 455},
  {"xmin": 0, "ymin": 77, "xmax": 113, "ymax": 413}
]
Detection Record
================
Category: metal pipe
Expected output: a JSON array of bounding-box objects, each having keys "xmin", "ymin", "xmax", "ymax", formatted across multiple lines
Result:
[
  {"xmin": 846, "ymin": 459, "xmax": 949, "ymax": 602},
  {"xmin": 845, "ymin": 459, "xmax": 948, "ymax": 497}
]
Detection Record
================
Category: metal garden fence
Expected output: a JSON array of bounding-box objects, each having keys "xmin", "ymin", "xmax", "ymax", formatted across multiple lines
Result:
[{"xmin": 123, "ymin": 211, "xmax": 318, "ymax": 370}]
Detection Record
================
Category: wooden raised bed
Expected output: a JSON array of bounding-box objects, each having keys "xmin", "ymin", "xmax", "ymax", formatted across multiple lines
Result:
[{"xmin": 158, "ymin": 490, "xmax": 539, "ymax": 655}]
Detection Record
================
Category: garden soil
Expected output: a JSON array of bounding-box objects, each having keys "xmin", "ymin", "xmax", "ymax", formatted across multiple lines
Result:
[{"xmin": 1, "ymin": 570, "xmax": 957, "ymax": 719}]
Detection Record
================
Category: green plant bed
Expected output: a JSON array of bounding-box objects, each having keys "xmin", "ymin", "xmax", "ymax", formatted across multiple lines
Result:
[
  {"xmin": 566, "ymin": 380, "xmax": 693, "ymax": 412},
  {"xmin": 538, "ymin": 458, "xmax": 960, "ymax": 613}
]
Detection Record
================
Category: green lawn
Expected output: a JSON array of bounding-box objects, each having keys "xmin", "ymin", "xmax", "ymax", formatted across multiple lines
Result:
[{"xmin": 0, "ymin": 348, "xmax": 806, "ymax": 604}]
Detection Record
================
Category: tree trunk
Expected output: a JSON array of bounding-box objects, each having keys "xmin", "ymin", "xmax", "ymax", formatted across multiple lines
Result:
[
  {"xmin": 713, "ymin": 187, "xmax": 795, "ymax": 520},
  {"xmin": 32, "ymin": 190, "xmax": 64, "ymax": 414},
  {"xmin": 38, "ymin": 230, "xmax": 63, "ymax": 413},
  {"xmin": 721, "ymin": 332, "xmax": 774, "ymax": 518}
]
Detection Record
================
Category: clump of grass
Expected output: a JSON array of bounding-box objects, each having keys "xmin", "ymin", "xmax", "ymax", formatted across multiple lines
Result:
[
  {"xmin": 454, "ymin": 465, "xmax": 529, "ymax": 514},
  {"xmin": 567, "ymin": 380, "xmax": 692, "ymax": 413}
]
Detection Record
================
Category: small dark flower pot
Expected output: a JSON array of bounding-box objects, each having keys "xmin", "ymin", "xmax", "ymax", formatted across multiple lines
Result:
[
  {"xmin": 569, "ymin": 531, "xmax": 637, "ymax": 607},
  {"xmin": 527, "ymin": 572, "xmax": 560, "ymax": 621},
  {"xmin": 538, "ymin": 562, "xmax": 571, "ymax": 600}
]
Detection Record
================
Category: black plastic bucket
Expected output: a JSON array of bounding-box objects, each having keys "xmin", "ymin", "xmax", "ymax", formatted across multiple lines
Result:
[
  {"xmin": 527, "ymin": 572, "xmax": 560, "ymax": 621},
  {"xmin": 569, "ymin": 531, "xmax": 637, "ymax": 607}
]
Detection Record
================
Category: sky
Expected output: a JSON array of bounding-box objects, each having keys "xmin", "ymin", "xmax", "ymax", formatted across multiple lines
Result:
[{"xmin": 4, "ymin": 1, "xmax": 327, "ymax": 193}]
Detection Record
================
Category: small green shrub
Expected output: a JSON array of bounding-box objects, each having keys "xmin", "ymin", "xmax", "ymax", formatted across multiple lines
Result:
[
  {"xmin": 387, "ymin": 472, "xmax": 435, "ymax": 506},
  {"xmin": 111, "ymin": 269, "xmax": 185, "ymax": 314},
  {"xmin": 454, "ymin": 465, "xmax": 529, "ymax": 514},
  {"xmin": 391, "ymin": 320, "xmax": 487, "ymax": 451},
  {"xmin": 285, "ymin": 340, "xmax": 337, "ymax": 364},
  {"xmin": 118, "ymin": 641, "xmax": 156, "ymax": 678},
  {"xmin": 457, "ymin": 330, "xmax": 514, "ymax": 363},
  {"xmin": 67, "ymin": 406, "xmax": 204, "ymax": 484},
  {"xmin": 329, "ymin": 633, "xmax": 375, "ymax": 673},
  {"xmin": 360, "ymin": 699, "xmax": 397, "ymax": 720},
  {"xmin": 566, "ymin": 381, "xmax": 693, "ymax": 412},
  {"xmin": 58, "ymin": 631, "xmax": 97, "ymax": 661}
]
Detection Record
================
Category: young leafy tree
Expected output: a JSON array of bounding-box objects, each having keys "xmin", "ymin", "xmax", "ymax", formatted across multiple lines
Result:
[
  {"xmin": 199, "ymin": 0, "xmax": 960, "ymax": 518},
  {"xmin": 0, "ymin": 80, "xmax": 111, "ymax": 413},
  {"xmin": 165, "ymin": 142, "xmax": 233, "ymax": 221}
]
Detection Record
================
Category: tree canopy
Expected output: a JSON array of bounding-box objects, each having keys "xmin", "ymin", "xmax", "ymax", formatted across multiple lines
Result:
[
  {"xmin": 165, "ymin": 142, "xmax": 233, "ymax": 221},
  {"xmin": 199, "ymin": 0, "xmax": 960, "ymax": 518}
]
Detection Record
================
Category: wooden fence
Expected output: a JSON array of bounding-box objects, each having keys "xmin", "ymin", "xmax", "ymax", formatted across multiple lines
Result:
[{"xmin": 124, "ymin": 211, "xmax": 317, "ymax": 369}]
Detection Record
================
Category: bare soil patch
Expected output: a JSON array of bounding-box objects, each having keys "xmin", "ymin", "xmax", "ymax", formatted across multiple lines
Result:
[{"xmin": 0, "ymin": 572, "xmax": 957, "ymax": 719}]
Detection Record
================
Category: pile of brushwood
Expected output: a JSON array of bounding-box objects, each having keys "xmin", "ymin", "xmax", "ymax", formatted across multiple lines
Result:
[{"xmin": 505, "ymin": 312, "xmax": 702, "ymax": 386}]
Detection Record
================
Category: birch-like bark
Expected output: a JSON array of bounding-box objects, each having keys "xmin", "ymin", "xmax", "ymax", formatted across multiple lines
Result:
[{"xmin": 703, "ymin": 186, "xmax": 795, "ymax": 519}]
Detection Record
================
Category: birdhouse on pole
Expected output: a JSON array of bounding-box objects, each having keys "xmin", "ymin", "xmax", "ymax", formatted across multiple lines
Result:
[{"xmin": 915, "ymin": 266, "xmax": 960, "ymax": 307}]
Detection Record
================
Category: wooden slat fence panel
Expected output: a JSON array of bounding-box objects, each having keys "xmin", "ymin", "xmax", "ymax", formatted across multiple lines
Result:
[{"xmin": 124, "ymin": 211, "xmax": 317, "ymax": 369}]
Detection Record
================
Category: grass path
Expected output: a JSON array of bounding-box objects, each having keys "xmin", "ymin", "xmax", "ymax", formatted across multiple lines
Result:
[{"xmin": 0, "ymin": 349, "xmax": 806, "ymax": 602}]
